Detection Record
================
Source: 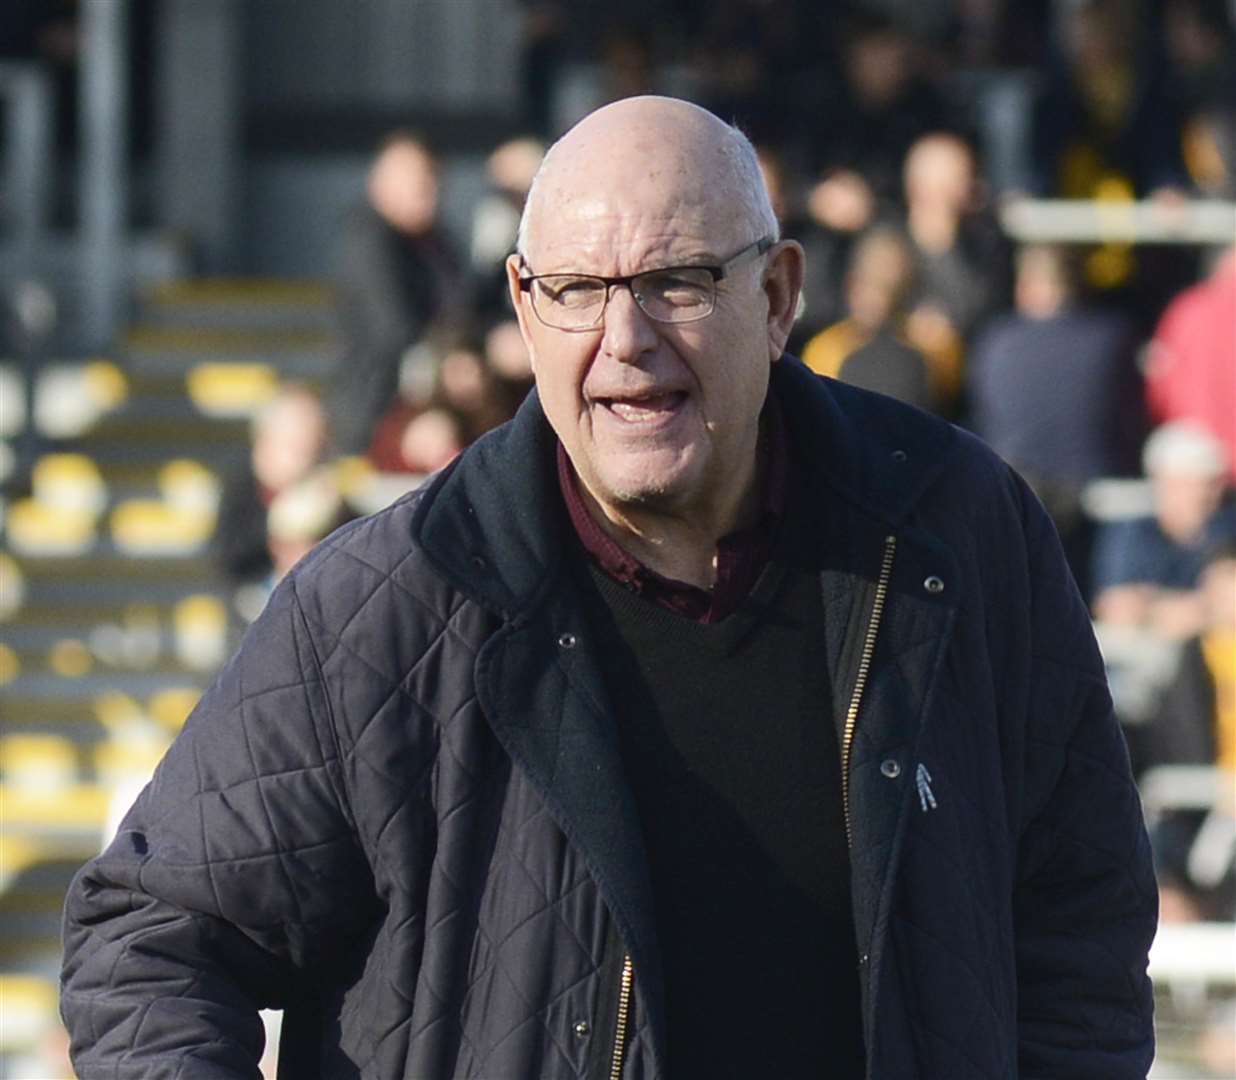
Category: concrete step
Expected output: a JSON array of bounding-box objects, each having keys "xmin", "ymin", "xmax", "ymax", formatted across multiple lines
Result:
[
  {"xmin": 122, "ymin": 325, "xmax": 339, "ymax": 379},
  {"xmin": 13, "ymin": 549, "xmax": 218, "ymax": 585},
  {"xmin": 134, "ymin": 278, "xmax": 337, "ymax": 334}
]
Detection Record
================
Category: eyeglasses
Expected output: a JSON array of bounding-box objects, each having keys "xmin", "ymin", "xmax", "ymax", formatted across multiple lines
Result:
[{"xmin": 518, "ymin": 236, "xmax": 775, "ymax": 332}]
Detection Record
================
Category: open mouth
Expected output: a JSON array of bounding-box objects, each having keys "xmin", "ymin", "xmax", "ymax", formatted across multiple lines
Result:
[{"xmin": 599, "ymin": 392, "xmax": 687, "ymax": 423}]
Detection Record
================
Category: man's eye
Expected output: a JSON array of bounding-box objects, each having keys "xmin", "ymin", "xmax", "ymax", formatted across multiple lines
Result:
[
  {"xmin": 542, "ymin": 279, "xmax": 602, "ymax": 307},
  {"xmin": 642, "ymin": 272, "xmax": 709, "ymax": 305}
]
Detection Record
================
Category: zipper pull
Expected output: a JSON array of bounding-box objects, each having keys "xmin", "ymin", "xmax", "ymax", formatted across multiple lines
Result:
[{"xmin": 915, "ymin": 763, "xmax": 938, "ymax": 812}]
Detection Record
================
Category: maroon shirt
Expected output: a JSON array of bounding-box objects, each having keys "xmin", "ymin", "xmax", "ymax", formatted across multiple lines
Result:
[{"xmin": 557, "ymin": 400, "xmax": 789, "ymax": 624}]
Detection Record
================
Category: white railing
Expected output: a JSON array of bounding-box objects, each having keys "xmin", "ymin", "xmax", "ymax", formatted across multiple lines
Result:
[{"xmin": 1000, "ymin": 198, "xmax": 1236, "ymax": 246}]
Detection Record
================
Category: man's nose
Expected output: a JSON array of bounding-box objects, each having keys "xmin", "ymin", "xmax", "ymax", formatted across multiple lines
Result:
[{"xmin": 599, "ymin": 283, "xmax": 658, "ymax": 362}]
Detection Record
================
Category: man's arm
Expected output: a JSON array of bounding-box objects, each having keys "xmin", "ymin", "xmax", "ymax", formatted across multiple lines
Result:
[
  {"xmin": 61, "ymin": 575, "xmax": 377, "ymax": 1078},
  {"xmin": 1011, "ymin": 481, "xmax": 1158, "ymax": 1078}
]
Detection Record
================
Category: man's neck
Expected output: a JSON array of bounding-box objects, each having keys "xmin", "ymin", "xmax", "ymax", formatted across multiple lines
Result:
[
  {"xmin": 578, "ymin": 454, "xmax": 763, "ymax": 591},
  {"xmin": 907, "ymin": 204, "xmax": 960, "ymax": 254}
]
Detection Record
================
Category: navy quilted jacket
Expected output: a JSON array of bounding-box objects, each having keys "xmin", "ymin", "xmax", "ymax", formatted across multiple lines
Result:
[{"xmin": 61, "ymin": 358, "xmax": 1157, "ymax": 1079}]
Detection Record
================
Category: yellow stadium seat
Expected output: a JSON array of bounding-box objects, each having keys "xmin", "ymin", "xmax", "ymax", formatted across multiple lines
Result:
[
  {"xmin": 109, "ymin": 499, "xmax": 214, "ymax": 555},
  {"xmin": 0, "ymin": 734, "xmax": 78, "ymax": 790},
  {"xmin": 186, "ymin": 362, "xmax": 279, "ymax": 417},
  {"xmin": 159, "ymin": 459, "xmax": 221, "ymax": 516},
  {"xmin": 82, "ymin": 358, "xmax": 129, "ymax": 410},
  {"xmin": 148, "ymin": 686, "xmax": 201, "ymax": 732},
  {"xmin": 173, "ymin": 593, "xmax": 228, "ymax": 671},
  {"xmin": 0, "ymin": 973, "xmax": 60, "ymax": 1050},
  {"xmin": 5, "ymin": 499, "xmax": 97, "ymax": 556}
]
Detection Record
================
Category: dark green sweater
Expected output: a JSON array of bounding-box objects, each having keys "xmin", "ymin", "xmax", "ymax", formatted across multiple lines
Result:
[{"xmin": 577, "ymin": 484, "xmax": 864, "ymax": 1077}]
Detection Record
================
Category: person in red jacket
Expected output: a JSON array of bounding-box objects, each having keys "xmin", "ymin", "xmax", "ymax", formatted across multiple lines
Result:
[{"xmin": 1145, "ymin": 247, "xmax": 1236, "ymax": 480}]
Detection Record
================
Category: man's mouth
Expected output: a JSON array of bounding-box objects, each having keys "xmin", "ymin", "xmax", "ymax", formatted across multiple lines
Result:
[{"xmin": 600, "ymin": 392, "xmax": 687, "ymax": 423}]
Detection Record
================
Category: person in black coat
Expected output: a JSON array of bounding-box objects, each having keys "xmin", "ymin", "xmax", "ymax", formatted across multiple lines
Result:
[
  {"xmin": 331, "ymin": 133, "xmax": 463, "ymax": 455},
  {"xmin": 61, "ymin": 97, "xmax": 1156, "ymax": 1080}
]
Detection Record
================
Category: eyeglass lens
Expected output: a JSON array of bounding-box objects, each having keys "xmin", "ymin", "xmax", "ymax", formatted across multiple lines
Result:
[{"xmin": 532, "ymin": 267, "xmax": 716, "ymax": 329}]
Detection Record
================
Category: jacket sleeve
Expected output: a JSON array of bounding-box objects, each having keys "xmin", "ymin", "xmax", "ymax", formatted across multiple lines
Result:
[
  {"xmin": 60, "ymin": 574, "xmax": 378, "ymax": 1079},
  {"xmin": 1011, "ymin": 479, "xmax": 1158, "ymax": 1078}
]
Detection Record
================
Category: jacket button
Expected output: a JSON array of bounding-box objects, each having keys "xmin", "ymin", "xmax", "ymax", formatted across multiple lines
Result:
[
  {"xmin": 880, "ymin": 758, "xmax": 901, "ymax": 779},
  {"xmin": 891, "ymin": 449, "xmax": 907, "ymax": 463},
  {"xmin": 858, "ymin": 953, "xmax": 870, "ymax": 966},
  {"xmin": 557, "ymin": 632, "xmax": 577, "ymax": 649},
  {"xmin": 470, "ymin": 554, "xmax": 488, "ymax": 571},
  {"xmin": 923, "ymin": 575, "xmax": 944, "ymax": 594},
  {"xmin": 573, "ymin": 1020, "xmax": 590, "ymax": 1038}
]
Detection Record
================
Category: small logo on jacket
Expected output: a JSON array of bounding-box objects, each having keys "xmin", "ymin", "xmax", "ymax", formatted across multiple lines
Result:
[{"xmin": 916, "ymin": 763, "xmax": 938, "ymax": 812}]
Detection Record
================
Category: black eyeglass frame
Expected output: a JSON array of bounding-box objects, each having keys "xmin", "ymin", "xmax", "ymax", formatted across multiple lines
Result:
[{"xmin": 517, "ymin": 235, "xmax": 776, "ymax": 331}]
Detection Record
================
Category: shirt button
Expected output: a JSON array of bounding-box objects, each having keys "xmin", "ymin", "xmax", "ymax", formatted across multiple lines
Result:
[
  {"xmin": 880, "ymin": 759, "xmax": 901, "ymax": 779},
  {"xmin": 923, "ymin": 575, "xmax": 945, "ymax": 594}
]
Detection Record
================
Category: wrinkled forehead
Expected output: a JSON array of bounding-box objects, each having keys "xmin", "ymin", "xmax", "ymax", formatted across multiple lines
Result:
[{"xmin": 524, "ymin": 130, "xmax": 751, "ymax": 269}]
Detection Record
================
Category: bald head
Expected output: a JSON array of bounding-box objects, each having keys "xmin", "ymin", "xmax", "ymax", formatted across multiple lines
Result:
[
  {"xmin": 503, "ymin": 95, "xmax": 805, "ymax": 548},
  {"xmin": 517, "ymin": 96, "xmax": 778, "ymax": 260}
]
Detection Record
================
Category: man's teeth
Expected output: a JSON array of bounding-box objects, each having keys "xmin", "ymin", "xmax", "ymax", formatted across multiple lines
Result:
[{"xmin": 608, "ymin": 395, "xmax": 678, "ymax": 420}]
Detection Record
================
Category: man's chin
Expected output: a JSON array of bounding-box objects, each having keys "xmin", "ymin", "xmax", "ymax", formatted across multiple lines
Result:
[{"xmin": 591, "ymin": 460, "xmax": 699, "ymax": 517}]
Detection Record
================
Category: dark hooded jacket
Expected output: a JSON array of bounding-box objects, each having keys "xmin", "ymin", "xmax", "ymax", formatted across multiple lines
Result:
[{"xmin": 61, "ymin": 357, "xmax": 1157, "ymax": 1079}]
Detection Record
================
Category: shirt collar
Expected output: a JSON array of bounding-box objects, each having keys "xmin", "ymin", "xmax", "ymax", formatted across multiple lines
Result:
[{"xmin": 557, "ymin": 395, "xmax": 789, "ymax": 623}]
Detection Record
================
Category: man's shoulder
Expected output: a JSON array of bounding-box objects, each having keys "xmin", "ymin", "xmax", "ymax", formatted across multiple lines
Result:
[
  {"xmin": 781, "ymin": 357, "xmax": 1015, "ymax": 523},
  {"xmin": 282, "ymin": 480, "xmax": 461, "ymax": 632}
]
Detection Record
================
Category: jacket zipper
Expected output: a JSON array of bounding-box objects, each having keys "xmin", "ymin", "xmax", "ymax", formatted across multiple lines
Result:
[
  {"xmin": 609, "ymin": 954, "xmax": 633, "ymax": 1080},
  {"xmin": 606, "ymin": 539, "xmax": 893, "ymax": 1074},
  {"xmin": 841, "ymin": 535, "xmax": 897, "ymax": 848}
]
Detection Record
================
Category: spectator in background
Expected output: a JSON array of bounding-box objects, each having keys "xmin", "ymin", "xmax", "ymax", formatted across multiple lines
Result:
[
  {"xmin": 469, "ymin": 137, "xmax": 545, "ymax": 320},
  {"xmin": 802, "ymin": 227, "xmax": 956, "ymax": 415},
  {"xmin": 763, "ymin": 149, "xmax": 852, "ymax": 349},
  {"xmin": 214, "ymin": 383, "xmax": 331, "ymax": 594},
  {"xmin": 331, "ymin": 133, "xmax": 462, "ymax": 455},
  {"xmin": 1092, "ymin": 421, "xmax": 1235, "ymax": 639},
  {"xmin": 265, "ymin": 469, "xmax": 351, "ymax": 584},
  {"xmin": 395, "ymin": 409, "xmax": 466, "ymax": 476},
  {"xmin": 1162, "ymin": 0, "xmax": 1236, "ymax": 123},
  {"xmin": 757, "ymin": 144, "xmax": 851, "ymax": 349},
  {"xmin": 688, "ymin": 1, "xmax": 825, "ymax": 148},
  {"xmin": 968, "ymin": 243, "xmax": 1144, "ymax": 591},
  {"xmin": 1145, "ymin": 247, "xmax": 1236, "ymax": 480},
  {"xmin": 1181, "ymin": 101, "xmax": 1236, "ymax": 198},
  {"xmin": 1031, "ymin": 0, "xmax": 1187, "ymax": 201},
  {"xmin": 1030, "ymin": 0, "xmax": 1192, "ymax": 305},
  {"xmin": 806, "ymin": 13, "xmax": 950, "ymax": 216},
  {"xmin": 366, "ymin": 400, "xmax": 465, "ymax": 478},
  {"xmin": 483, "ymin": 317, "xmax": 535, "ymax": 422},
  {"xmin": 1143, "ymin": 540, "xmax": 1236, "ymax": 923},
  {"xmin": 367, "ymin": 321, "xmax": 531, "ymax": 477},
  {"xmin": 900, "ymin": 132, "xmax": 1010, "ymax": 349},
  {"xmin": 515, "ymin": 0, "xmax": 568, "ymax": 137}
]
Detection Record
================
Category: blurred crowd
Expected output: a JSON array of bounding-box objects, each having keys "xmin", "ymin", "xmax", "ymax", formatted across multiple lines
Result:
[{"xmin": 209, "ymin": 0, "xmax": 1235, "ymax": 956}]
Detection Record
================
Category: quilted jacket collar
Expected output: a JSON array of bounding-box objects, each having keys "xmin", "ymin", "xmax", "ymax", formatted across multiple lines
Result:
[{"xmin": 414, "ymin": 355, "xmax": 957, "ymax": 615}]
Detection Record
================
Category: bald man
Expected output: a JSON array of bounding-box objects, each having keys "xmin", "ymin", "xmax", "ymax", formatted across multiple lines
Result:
[{"xmin": 62, "ymin": 98, "xmax": 1156, "ymax": 1079}]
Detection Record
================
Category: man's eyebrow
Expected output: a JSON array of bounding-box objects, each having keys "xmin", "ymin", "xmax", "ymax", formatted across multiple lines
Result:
[{"xmin": 538, "ymin": 253, "xmax": 724, "ymax": 275}]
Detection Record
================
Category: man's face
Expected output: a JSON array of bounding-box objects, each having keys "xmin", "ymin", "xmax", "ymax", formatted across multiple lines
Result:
[
  {"xmin": 508, "ymin": 185, "xmax": 780, "ymax": 524},
  {"xmin": 1153, "ymin": 469, "xmax": 1226, "ymax": 541}
]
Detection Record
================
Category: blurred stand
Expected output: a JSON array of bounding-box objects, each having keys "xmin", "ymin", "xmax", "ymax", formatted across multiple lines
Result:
[
  {"xmin": 78, "ymin": 0, "xmax": 129, "ymax": 348},
  {"xmin": 0, "ymin": 62, "xmax": 53, "ymax": 255}
]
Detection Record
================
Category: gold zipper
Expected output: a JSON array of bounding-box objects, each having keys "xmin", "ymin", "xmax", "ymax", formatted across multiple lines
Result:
[
  {"xmin": 609, "ymin": 954, "xmax": 634, "ymax": 1080},
  {"xmin": 841, "ymin": 535, "xmax": 897, "ymax": 848}
]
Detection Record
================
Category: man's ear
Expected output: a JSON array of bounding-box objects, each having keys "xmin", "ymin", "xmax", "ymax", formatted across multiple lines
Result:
[
  {"xmin": 763, "ymin": 239, "xmax": 805, "ymax": 362},
  {"xmin": 505, "ymin": 254, "xmax": 538, "ymax": 371}
]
